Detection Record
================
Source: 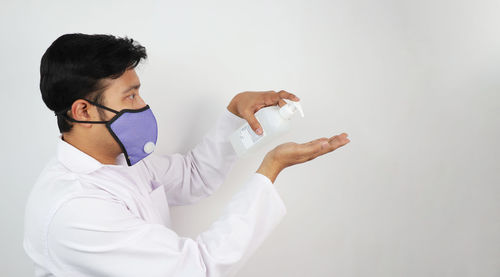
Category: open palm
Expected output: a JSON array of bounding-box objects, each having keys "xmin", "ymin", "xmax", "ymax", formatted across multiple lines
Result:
[{"xmin": 271, "ymin": 133, "xmax": 350, "ymax": 169}]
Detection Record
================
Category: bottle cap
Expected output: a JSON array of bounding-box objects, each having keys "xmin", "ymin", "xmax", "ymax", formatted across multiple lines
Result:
[{"xmin": 279, "ymin": 99, "xmax": 304, "ymax": 120}]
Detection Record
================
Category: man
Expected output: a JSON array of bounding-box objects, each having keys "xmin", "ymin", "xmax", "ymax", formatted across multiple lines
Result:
[{"xmin": 23, "ymin": 33, "xmax": 350, "ymax": 277}]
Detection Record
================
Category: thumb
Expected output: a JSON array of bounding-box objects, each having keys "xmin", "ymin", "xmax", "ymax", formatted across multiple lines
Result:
[{"xmin": 244, "ymin": 112, "xmax": 263, "ymax": 135}]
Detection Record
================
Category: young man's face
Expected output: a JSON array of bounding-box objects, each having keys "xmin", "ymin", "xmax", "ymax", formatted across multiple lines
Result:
[
  {"xmin": 99, "ymin": 68, "xmax": 146, "ymax": 118},
  {"xmin": 76, "ymin": 68, "xmax": 147, "ymax": 160}
]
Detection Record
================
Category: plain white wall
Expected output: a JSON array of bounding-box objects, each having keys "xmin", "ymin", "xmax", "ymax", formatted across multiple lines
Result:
[{"xmin": 1, "ymin": 0, "xmax": 499, "ymax": 276}]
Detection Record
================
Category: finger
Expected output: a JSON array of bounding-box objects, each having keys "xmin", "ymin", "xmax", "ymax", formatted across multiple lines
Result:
[
  {"xmin": 247, "ymin": 91, "xmax": 274, "ymax": 108},
  {"xmin": 262, "ymin": 90, "xmax": 299, "ymax": 108},
  {"xmin": 299, "ymin": 133, "xmax": 350, "ymax": 160},
  {"xmin": 277, "ymin": 90, "xmax": 300, "ymax": 101},
  {"xmin": 254, "ymin": 93, "xmax": 285, "ymax": 110},
  {"xmin": 299, "ymin": 137, "xmax": 330, "ymax": 157},
  {"xmin": 324, "ymin": 133, "xmax": 350, "ymax": 151},
  {"xmin": 242, "ymin": 111, "xmax": 263, "ymax": 135},
  {"xmin": 264, "ymin": 92, "xmax": 291, "ymax": 107}
]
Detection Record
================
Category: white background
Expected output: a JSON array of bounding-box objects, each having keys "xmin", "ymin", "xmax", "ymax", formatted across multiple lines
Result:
[{"xmin": 1, "ymin": 0, "xmax": 499, "ymax": 276}]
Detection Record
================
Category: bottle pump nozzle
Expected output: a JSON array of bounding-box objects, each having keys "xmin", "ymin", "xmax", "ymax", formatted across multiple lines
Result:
[{"xmin": 279, "ymin": 99, "xmax": 304, "ymax": 120}]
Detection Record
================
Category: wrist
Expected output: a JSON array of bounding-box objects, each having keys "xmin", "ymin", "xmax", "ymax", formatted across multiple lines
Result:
[
  {"xmin": 227, "ymin": 96, "xmax": 239, "ymax": 116},
  {"xmin": 256, "ymin": 153, "xmax": 283, "ymax": 184},
  {"xmin": 226, "ymin": 104, "xmax": 235, "ymax": 116}
]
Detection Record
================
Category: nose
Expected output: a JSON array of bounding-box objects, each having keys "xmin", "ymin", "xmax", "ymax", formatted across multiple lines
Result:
[{"xmin": 137, "ymin": 95, "xmax": 146, "ymax": 107}]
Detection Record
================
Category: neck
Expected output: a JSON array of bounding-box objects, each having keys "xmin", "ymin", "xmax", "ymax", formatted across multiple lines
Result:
[{"xmin": 62, "ymin": 132, "xmax": 119, "ymax": 165}]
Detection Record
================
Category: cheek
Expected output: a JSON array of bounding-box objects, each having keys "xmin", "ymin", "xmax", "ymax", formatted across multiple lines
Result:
[
  {"xmin": 102, "ymin": 128, "xmax": 122, "ymax": 150},
  {"xmin": 93, "ymin": 125, "xmax": 112, "ymax": 141}
]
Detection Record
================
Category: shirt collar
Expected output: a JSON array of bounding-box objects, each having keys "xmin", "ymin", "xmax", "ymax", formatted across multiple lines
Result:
[{"xmin": 56, "ymin": 135, "xmax": 128, "ymax": 174}]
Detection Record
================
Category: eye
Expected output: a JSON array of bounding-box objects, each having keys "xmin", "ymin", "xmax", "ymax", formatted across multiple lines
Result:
[{"xmin": 128, "ymin": 94, "xmax": 135, "ymax": 100}]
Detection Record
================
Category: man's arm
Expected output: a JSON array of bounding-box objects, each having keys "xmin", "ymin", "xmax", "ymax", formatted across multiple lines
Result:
[
  {"xmin": 142, "ymin": 108, "xmax": 245, "ymax": 206},
  {"xmin": 142, "ymin": 90, "xmax": 301, "ymax": 206},
  {"xmin": 47, "ymin": 173, "xmax": 286, "ymax": 277}
]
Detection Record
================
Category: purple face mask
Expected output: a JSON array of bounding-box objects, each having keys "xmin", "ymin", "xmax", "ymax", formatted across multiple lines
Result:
[{"xmin": 55, "ymin": 99, "xmax": 158, "ymax": 166}]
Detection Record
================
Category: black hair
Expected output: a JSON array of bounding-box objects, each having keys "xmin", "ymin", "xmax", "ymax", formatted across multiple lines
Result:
[{"xmin": 40, "ymin": 33, "xmax": 147, "ymax": 133}]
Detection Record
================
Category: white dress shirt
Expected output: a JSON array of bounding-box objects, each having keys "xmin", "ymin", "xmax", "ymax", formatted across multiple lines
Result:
[{"xmin": 23, "ymin": 108, "xmax": 287, "ymax": 277}]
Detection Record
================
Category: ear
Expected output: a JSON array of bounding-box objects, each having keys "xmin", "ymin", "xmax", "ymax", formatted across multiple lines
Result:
[{"xmin": 70, "ymin": 99, "xmax": 94, "ymax": 128}]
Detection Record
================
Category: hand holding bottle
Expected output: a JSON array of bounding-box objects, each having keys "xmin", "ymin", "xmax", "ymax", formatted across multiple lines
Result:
[
  {"xmin": 227, "ymin": 90, "xmax": 300, "ymax": 135},
  {"xmin": 256, "ymin": 133, "xmax": 350, "ymax": 183},
  {"xmin": 229, "ymin": 94, "xmax": 304, "ymax": 157}
]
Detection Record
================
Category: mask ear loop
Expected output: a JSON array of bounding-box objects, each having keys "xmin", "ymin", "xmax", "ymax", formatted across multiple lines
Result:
[{"xmin": 54, "ymin": 98, "xmax": 120, "ymax": 124}]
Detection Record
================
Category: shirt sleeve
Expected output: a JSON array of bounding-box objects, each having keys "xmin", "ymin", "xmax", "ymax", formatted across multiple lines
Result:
[
  {"xmin": 142, "ymin": 108, "xmax": 246, "ymax": 206},
  {"xmin": 47, "ymin": 173, "xmax": 286, "ymax": 277}
]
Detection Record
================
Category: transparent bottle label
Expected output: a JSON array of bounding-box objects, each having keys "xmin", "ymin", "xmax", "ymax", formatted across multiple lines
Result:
[{"xmin": 239, "ymin": 124, "xmax": 263, "ymax": 149}]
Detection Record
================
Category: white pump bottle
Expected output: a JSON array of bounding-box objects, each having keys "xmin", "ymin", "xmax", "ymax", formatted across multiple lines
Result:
[{"xmin": 229, "ymin": 99, "xmax": 304, "ymax": 157}]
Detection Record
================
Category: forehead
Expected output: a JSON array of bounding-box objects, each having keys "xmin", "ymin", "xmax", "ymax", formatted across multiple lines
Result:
[
  {"xmin": 117, "ymin": 68, "xmax": 140, "ymax": 85},
  {"xmin": 103, "ymin": 68, "xmax": 140, "ymax": 98}
]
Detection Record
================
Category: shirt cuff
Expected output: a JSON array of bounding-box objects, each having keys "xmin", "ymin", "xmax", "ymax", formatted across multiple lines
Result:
[
  {"xmin": 222, "ymin": 107, "xmax": 246, "ymax": 129},
  {"xmin": 254, "ymin": 172, "xmax": 273, "ymax": 185},
  {"xmin": 215, "ymin": 108, "xmax": 246, "ymax": 156},
  {"xmin": 251, "ymin": 172, "xmax": 287, "ymax": 217}
]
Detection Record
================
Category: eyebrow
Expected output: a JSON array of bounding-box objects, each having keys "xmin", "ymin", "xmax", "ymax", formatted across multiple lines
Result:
[{"xmin": 122, "ymin": 84, "xmax": 141, "ymax": 94}]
